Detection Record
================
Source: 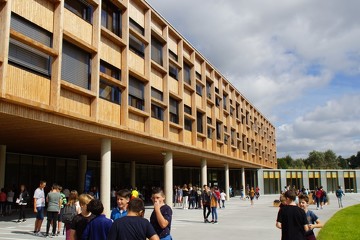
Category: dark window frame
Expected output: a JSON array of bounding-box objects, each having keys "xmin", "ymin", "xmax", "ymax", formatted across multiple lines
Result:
[
  {"xmin": 184, "ymin": 117, "xmax": 192, "ymax": 131},
  {"xmin": 151, "ymin": 104, "xmax": 164, "ymax": 121},
  {"xmin": 129, "ymin": 17, "xmax": 144, "ymax": 36},
  {"xmin": 184, "ymin": 105, "xmax": 192, "ymax": 115},
  {"xmin": 197, "ymin": 111, "xmax": 203, "ymax": 133},
  {"xmin": 65, "ymin": 0, "xmax": 93, "ymax": 23},
  {"xmin": 99, "ymin": 80, "xmax": 121, "ymax": 104},
  {"xmin": 183, "ymin": 62, "xmax": 191, "ymax": 85},
  {"xmin": 169, "ymin": 97, "xmax": 179, "ymax": 124},
  {"xmin": 129, "ymin": 76, "xmax": 145, "ymax": 111},
  {"xmin": 169, "ymin": 49, "xmax": 178, "ymax": 62},
  {"xmin": 196, "ymin": 83, "xmax": 203, "ymax": 96},
  {"xmin": 151, "ymin": 37, "xmax": 163, "ymax": 66},
  {"xmin": 100, "ymin": 60, "xmax": 121, "ymax": 80},
  {"xmin": 129, "ymin": 33, "xmax": 145, "ymax": 58},
  {"xmin": 169, "ymin": 63, "xmax": 179, "ymax": 80},
  {"xmin": 101, "ymin": 0, "xmax": 122, "ymax": 37},
  {"xmin": 151, "ymin": 87, "xmax": 163, "ymax": 101}
]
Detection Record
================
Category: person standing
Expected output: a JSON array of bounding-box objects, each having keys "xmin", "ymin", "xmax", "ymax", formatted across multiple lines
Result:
[
  {"xmin": 220, "ymin": 190, "xmax": 226, "ymax": 208},
  {"xmin": 82, "ymin": 199, "xmax": 113, "ymax": 239},
  {"xmin": 255, "ymin": 186, "xmax": 260, "ymax": 200},
  {"xmin": 110, "ymin": 189, "xmax": 131, "ymax": 221},
  {"xmin": 276, "ymin": 190, "xmax": 309, "ymax": 240},
  {"xmin": 33, "ymin": 180, "xmax": 46, "ymax": 236},
  {"xmin": 335, "ymin": 186, "xmax": 345, "ymax": 208},
  {"xmin": 45, "ymin": 184, "xmax": 62, "ymax": 237},
  {"xmin": 201, "ymin": 185, "xmax": 211, "ymax": 223},
  {"xmin": 6, "ymin": 187, "xmax": 14, "ymax": 215},
  {"xmin": 182, "ymin": 184, "xmax": 189, "ymax": 210},
  {"xmin": 0, "ymin": 188, "xmax": 6, "ymax": 216},
  {"xmin": 64, "ymin": 190, "xmax": 81, "ymax": 240},
  {"xmin": 16, "ymin": 184, "xmax": 30, "ymax": 223},
  {"xmin": 315, "ymin": 187, "xmax": 324, "ymax": 210},
  {"xmin": 107, "ymin": 198, "xmax": 159, "ymax": 240},
  {"xmin": 70, "ymin": 194, "xmax": 95, "ymax": 240},
  {"xmin": 249, "ymin": 187, "xmax": 255, "ymax": 206},
  {"xmin": 298, "ymin": 195, "xmax": 323, "ymax": 240},
  {"xmin": 150, "ymin": 187, "xmax": 172, "ymax": 240},
  {"xmin": 210, "ymin": 187, "xmax": 218, "ymax": 224}
]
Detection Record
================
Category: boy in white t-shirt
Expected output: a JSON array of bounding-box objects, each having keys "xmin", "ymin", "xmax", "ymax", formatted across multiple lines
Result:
[{"xmin": 220, "ymin": 190, "xmax": 226, "ymax": 208}]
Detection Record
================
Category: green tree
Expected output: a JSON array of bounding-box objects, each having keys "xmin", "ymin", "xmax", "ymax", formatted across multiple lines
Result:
[
  {"xmin": 337, "ymin": 155, "xmax": 349, "ymax": 169},
  {"xmin": 349, "ymin": 151, "xmax": 360, "ymax": 169},
  {"xmin": 304, "ymin": 150, "xmax": 325, "ymax": 169},
  {"xmin": 277, "ymin": 155, "xmax": 293, "ymax": 169},
  {"xmin": 324, "ymin": 149, "xmax": 339, "ymax": 169},
  {"xmin": 292, "ymin": 158, "xmax": 306, "ymax": 169}
]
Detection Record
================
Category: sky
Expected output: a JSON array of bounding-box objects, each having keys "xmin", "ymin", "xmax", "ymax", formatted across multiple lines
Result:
[{"xmin": 145, "ymin": 0, "xmax": 360, "ymax": 159}]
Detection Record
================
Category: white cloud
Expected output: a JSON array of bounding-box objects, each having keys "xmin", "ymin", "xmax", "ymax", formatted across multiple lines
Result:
[{"xmin": 146, "ymin": 0, "xmax": 360, "ymax": 159}]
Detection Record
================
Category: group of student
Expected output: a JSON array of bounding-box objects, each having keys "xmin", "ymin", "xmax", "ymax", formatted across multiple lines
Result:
[
  {"xmin": 276, "ymin": 189, "xmax": 323, "ymax": 240},
  {"xmin": 31, "ymin": 180, "xmax": 172, "ymax": 240}
]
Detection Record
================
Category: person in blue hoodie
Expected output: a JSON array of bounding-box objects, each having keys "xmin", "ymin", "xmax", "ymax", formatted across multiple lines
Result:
[{"xmin": 82, "ymin": 199, "xmax": 112, "ymax": 240}]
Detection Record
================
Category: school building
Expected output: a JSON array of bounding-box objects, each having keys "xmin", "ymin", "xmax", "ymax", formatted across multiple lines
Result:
[{"xmin": 1, "ymin": 0, "xmax": 359, "ymax": 214}]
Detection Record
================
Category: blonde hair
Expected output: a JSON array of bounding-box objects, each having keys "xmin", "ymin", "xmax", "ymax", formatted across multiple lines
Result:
[
  {"xmin": 68, "ymin": 190, "xmax": 79, "ymax": 206},
  {"xmin": 78, "ymin": 194, "xmax": 93, "ymax": 207}
]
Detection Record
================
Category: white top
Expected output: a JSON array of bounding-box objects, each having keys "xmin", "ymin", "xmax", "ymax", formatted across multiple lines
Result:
[
  {"xmin": 34, "ymin": 188, "xmax": 45, "ymax": 207},
  {"xmin": 220, "ymin": 192, "xmax": 226, "ymax": 200}
]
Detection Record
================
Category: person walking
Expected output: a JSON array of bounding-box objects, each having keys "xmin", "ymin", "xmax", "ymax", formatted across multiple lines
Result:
[
  {"xmin": 315, "ymin": 187, "xmax": 324, "ymax": 210},
  {"xmin": 210, "ymin": 187, "xmax": 218, "ymax": 224},
  {"xmin": 220, "ymin": 190, "xmax": 226, "ymax": 208},
  {"xmin": 33, "ymin": 180, "xmax": 46, "ymax": 236},
  {"xmin": 150, "ymin": 187, "xmax": 172, "ymax": 240},
  {"xmin": 16, "ymin": 184, "xmax": 30, "ymax": 223},
  {"xmin": 335, "ymin": 186, "xmax": 345, "ymax": 208},
  {"xmin": 276, "ymin": 190, "xmax": 309, "ymax": 240},
  {"xmin": 249, "ymin": 187, "xmax": 255, "ymax": 206},
  {"xmin": 201, "ymin": 185, "xmax": 211, "ymax": 223},
  {"xmin": 45, "ymin": 184, "xmax": 62, "ymax": 237}
]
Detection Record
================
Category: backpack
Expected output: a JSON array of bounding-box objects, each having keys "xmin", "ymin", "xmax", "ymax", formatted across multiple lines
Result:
[{"xmin": 61, "ymin": 204, "xmax": 77, "ymax": 224}]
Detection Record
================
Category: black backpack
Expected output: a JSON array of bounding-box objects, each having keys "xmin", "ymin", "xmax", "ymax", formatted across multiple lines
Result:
[{"xmin": 61, "ymin": 205, "xmax": 77, "ymax": 224}]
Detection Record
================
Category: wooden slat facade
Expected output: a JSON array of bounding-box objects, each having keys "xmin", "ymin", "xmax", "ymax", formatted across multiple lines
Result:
[{"xmin": 0, "ymin": 0, "xmax": 277, "ymax": 169}]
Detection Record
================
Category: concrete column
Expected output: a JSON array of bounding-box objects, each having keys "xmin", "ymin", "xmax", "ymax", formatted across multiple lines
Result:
[
  {"xmin": 280, "ymin": 169, "xmax": 287, "ymax": 191},
  {"xmin": 320, "ymin": 170, "xmax": 327, "ymax": 192},
  {"xmin": 241, "ymin": 167, "xmax": 245, "ymax": 190},
  {"xmin": 163, "ymin": 152, "xmax": 173, "ymax": 206},
  {"xmin": 356, "ymin": 170, "xmax": 360, "ymax": 193},
  {"xmin": 201, "ymin": 159, "xmax": 207, "ymax": 187},
  {"xmin": 0, "ymin": 145, "xmax": 6, "ymax": 189},
  {"xmin": 78, "ymin": 155, "xmax": 87, "ymax": 193},
  {"xmin": 100, "ymin": 139, "xmax": 111, "ymax": 217},
  {"xmin": 224, "ymin": 163, "xmax": 230, "ymax": 200},
  {"xmin": 257, "ymin": 169, "xmax": 264, "ymax": 195},
  {"xmin": 302, "ymin": 170, "xmax": 309, "ymax": 190},
  {"xmin": 131, "ymin": 161, "xmax": 136, "ymax": 189},
  {"xmin": 337, "ymin": 170, "xmax": 344, "ymax": 190}
]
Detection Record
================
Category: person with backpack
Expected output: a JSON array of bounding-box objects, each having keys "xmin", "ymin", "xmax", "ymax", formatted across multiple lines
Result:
[
  {"xmin": 70, "ymin": 194, "xmax": 94, "ymax": 240},
  {"xmin": 64, "ymin": 190, "xmax": 81, "ymax": 239},
  {"xmin": 16, "ymin": 184, "xmax": 29, "ymax": 223},
  {"xmin": 45, "ymin": 184, "xmax": 62, "ymax": 237},
  {"xmin": 335, "ymin": 185, "xmax": 345, "ymax": 208},
  {"xmin": 57, "ymin": 185, "xmax": 67, "ymax": 236}
]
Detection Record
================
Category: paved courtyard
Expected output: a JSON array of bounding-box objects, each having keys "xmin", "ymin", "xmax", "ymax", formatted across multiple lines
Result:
[{"xmin": 0, "ymin": 193, "xmax": 359, "ymax": 239}]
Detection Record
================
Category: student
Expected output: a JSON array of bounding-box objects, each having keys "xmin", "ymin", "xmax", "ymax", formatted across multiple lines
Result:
[
  {"xmin": 276, "ymin": 190, "xmax": 309, "ymax": 240},
  {"xmin": 249, "ymin": 187, "xmax": 255, "ymax": 206},
  {"xmin": 82, "ymin": 199, "xmax": 113, "ymax": 240},
  {"xmin": 108, "ymin": 198, "xmax": 159, "ymax": 240},
  {"xmin": 16, "ymin": 184, "xmax": 30, "ymax": 223},
  {"xmin": 70, "ymin": 194, "xmax": 95, "ymax": 240},
  {"xmin": 201, "ymin": 185, "xmax": 211, "ymax": 223},
  {"xmin": 335, "ymin": 186, "xmax": 345, "ymax": 208},
  {"xmin": 57, "ymin": 185, "xmax": 67, "ymax": 236},
  {"xmin": 64, "ymin": 190, "xmax": 81, "ymax": 240},
  {"xmin": 210, "ymin": 187, "xmax": 218, "ymax": 224},
  {"xmin": 33, "ymin": 180, "xmax": 47, "ymax": 236},
  {"xmin": 298, "ymin": 195, "xmax": 323, "ymax": 240},
  {"xmin": 150, "ymin": 187, "xmax": 173, "ymax": 240},
  {"xmin": 220, "ymin": 190, "xmax": 226, "ymax": 208},
  {"xmin": 110, "ymin": 189, "xmax": 131, "ymax": 221},
  {"xmin": 45, "ymin": 184, "xmax": 62, "ymax": 237}
]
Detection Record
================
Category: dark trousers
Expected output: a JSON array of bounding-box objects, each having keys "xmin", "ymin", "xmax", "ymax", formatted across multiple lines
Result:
[
  {"xmin": 46, "ymin": 211, "xmax": 59, "ymax": 235},
  {"xmin": 18, "ymin": 205, "xmax": 26, "ymax": 220},
  {"xmin": 203, "ymin": 204, "xmax": 211, "ymax": 219}
]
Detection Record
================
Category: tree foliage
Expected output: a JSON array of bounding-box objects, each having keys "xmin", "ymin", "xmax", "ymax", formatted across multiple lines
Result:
[{"xmin": 277, "ymin": 150, "xmax": 359, "ymax": 169}]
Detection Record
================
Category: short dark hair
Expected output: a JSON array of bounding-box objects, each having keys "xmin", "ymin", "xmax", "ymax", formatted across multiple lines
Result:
[
  {"xmin": 298, "ymin": 194, "xmax": 309, "ymax": 203},
  {"xmin": 87, "ymin": 199, "xmax": 104, "ymax": 216},
  {"xmin": 128, "ymin": 198, "xmax": 145, "ymax": 213},
  {"xmin": 152, "ymin": 187, "xmax": 165, "ymax": 196},
  {"xmin": 117, "ymin": 189, "xmax": 132, "ymax": 198},
  {"xmin": 284, "ymin": 189, "xmax": 296, "ymax": 201}
]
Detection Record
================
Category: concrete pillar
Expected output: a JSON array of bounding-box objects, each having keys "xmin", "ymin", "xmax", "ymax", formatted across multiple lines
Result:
[
  {"xmin": 163, "ymin": 152, "xmax": 173, "ymax": 206},
  {"xmin": 78, "ymin": 155, "xmax": 87, "ymax": 193},
  {"xmin": 131, "ymin": 161, "xmax": 136, "ymax": 189},
  {"xmin": 241, "ymin": 167, "xmax": 245, "ymax": 190},
  {"xmin": 201, "ymin": 159, "xmax": 207, "ymax": 187},
  {"xmin": 320, "ymin": 170, "xmax": 327, "ymax": 192},
  {"xmin": 338, "ymin": 170, "xmax": 345, "ymax": 190},
  {"xmin": 302, "ymin": 170, "xmax": 309, "ymax": 190},
  {"xmin": 257, "ymin": 169, "xmax": 264, "ymax": 195},
  {"xmin": 280, "ymin": 169, "xmax": 287, "ymax": 191},
  {"xmin": 224, "ymin": 163, "xmax": 230, "ymax": 200},
  {"xmin": 356, "ymin": 170, "xmax": 360, "ymax": 193},
  {"xmin": 0, "ymin": 145, "xmax": 6, "ymax": 189},
  {"xmin": 100, "ymin": 139, "xmax": 111, "ymax": 217}
]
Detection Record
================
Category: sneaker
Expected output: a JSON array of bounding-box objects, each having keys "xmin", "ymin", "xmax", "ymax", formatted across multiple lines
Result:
[
  {"xmin": 210, "ymin": 220, "xmax": 214, "ymax": 223},
  {"xmin": 16, "ymin": 220, "xmax": 21, "ymax": 223},
  {"xmin": 214, "ymin": 221, "xmax": 218, "ymax": 224},
  {"xmin": 36, "ymin": 232, "xmax": 44, "ymax": 237},
  {"xmin": 22, "ymin": 219, "xmax": 26, "ymax": 222}
]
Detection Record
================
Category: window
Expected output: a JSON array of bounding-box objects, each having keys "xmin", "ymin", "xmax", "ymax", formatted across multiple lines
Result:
[
  {"xmin": 99, "ymin": 81, "xmax": 121, "ymax": 104},
  {"xmin": 129, "ymin": 76, "xmax": 145, "ymax": 110},
  {"xmin": 169, "ymin": 97, "xmax": 179, "ymax": 124},
  {"xmin": 65, "ymin": 0, "xmax": 92, "ymax": 23},
  {"xmin": 231, "ymin": 129, "xmax": 236, "ymax": 145},
  {"xmin": 151, "ymin": 104, "xmax": 164, "ymax": 121},
  {"xmin": 216, "ymin": 122, "xmax": 221, "ymax": 140},
  {"xmin": 206, "ymin": 81, "xmax": 212, "ymax": 99},
  {"xmin": 151, "ymin": 87, "xmax": 163, "ymax": 101},
  {"xmin": 169, "ymin": 63, "xmax": 178, "ymax": 80},
  {"xmin": 101, "ymin": 0, "xmax": 122, "ymax": 36},
  {"xmin": 184, "ymin": 117, "xmax": 192, "ymax": 131},
  {"xmin": 183, "ymin": 62, "xmax": 191, "ymax": 85},
  {"xmin": 207, "ymin": 117, "xmax": 212, "ymax": 125},
  {"xmin": 215, "ymin": 96, "xmax": 221, "ymax": 107},
  {"xmin": 207, "ymin": 127, "xmax": 213, "ymax": 139},
  {"xmin": 196, "ymin": 83, "xmax": 203, "ymax": 96},
  {"xmin": 129, "ymin": 33, "xmax": 145, "ymax": 58},
  {"xmin": 197, "ymin": 111, "xmax": 203, "ymax": 133},
  {"xmin": 62, "ymin": 41, "xmax": 91, "ymax": 89},
  {"xmin": 129, "ymin": 18, "xmax": 144, "ymax": 35},
  {"xmin": 100, "ymin": 60, "xmax": 120, "ymax": 80},
  {"xmin": 184, "ymin": 105, "xmax": 192, "ymax": 115},
  {"xmin": 215, "ymin": 87, "xmax": 219, "ymax": 94},
  {"xmin": 195, "ymin": 71, "xmax": 202, "ymax": 80},
  {"xmin": 169, "ymin": 50, "xmax": 178, "ymax": 62},
  {"xmin": 223, "ymin": 94, "xmax": 228, "ymax": 110},
  {"xmin": 151, "ymin": 37, "xmax": 163, "ymax": 66},
  {"xmin": 9, "ymin": 13, "xmax": 52, "ymax": 76}
]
